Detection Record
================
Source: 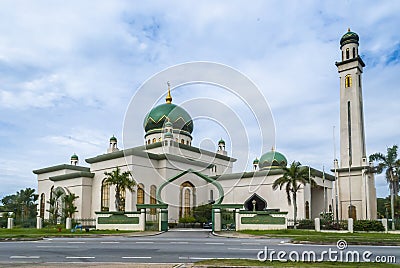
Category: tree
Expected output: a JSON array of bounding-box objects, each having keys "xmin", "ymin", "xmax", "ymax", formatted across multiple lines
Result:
[
  {"xmin": 104, "ymin": 167, "xmax": 136, "ymax": 211},
  {"xmin": 47, "ymin": 189, "xmax": 64, "ymax": 224},
  {"xmin": 272, "ymin": 161, "xmax": 316, "ymax": 229},
  {"xmin": 1, "ymin": 188, "xmax": 38, "ymax": 220},
  {"xmin": 370, "ymin": 145, "xmax": 399, "ymax": 230},
  {"xmin": 63, "ymin": 193, "xmax": 79, "ymax": 218}
]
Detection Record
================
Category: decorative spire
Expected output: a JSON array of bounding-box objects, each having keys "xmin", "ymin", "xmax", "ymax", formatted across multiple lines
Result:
[
  {"xmin": 348, "ymin": 27, "xmax": 351, "ymax": 32},
  {"xmin": 271, "ymin": 146, "xmax": 275, "ymax": 151},
  {"xmin": 166, "ymin": 81, "xmax": 172, "ymax": 104}
]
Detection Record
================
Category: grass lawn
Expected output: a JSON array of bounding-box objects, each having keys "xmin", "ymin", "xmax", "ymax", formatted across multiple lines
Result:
[
  {"xmin": 196, "ymin": 259, "xmax": 398, "ymax": 267},
  {"xmin": 0, "ymin": 227, "xmax": 138, "ymax": 239},
  {"xmin": 239, "ymin": 230, "xmax": 400, "ymax": 245}
]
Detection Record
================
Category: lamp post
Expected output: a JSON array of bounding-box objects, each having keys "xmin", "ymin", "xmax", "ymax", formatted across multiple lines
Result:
[{"xmin": 252, "ymin": 200, "xmax": 257, "ymax": 212}]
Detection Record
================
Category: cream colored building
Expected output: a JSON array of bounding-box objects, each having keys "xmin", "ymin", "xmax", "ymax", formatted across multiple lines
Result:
[{"xmin": 33, "ymin": 30, "xmax": 376, "ymax": 223}]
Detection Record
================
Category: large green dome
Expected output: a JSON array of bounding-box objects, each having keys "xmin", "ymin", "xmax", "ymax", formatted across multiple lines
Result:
[
  {"xmin": 340, "ymin": 29, "xmax": 359, "ymax": 48},
  {"xmin": 259, "ymin": 149, "xmax": 287, "ymax": 169},
  {"xmin": 143, "ymin": 103, "xmax": 193, "ymax": 133}
]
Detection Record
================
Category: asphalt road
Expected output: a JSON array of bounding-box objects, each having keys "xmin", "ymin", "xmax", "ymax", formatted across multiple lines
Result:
[{"xmin": 0, "ymin": 229, "xmax": 399, "ymax": 266}]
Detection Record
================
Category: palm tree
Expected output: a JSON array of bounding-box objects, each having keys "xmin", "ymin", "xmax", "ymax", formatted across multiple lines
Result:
[
  {"xmin": 63, "ymin": 193, "xmax": 79, "ymax": 218},
  {"xmin": 272, "ymin": 161, "xmax": 316, "ymax": 229},
  {"xmin": 104, "ymin": 167, "xmax": 136, "ymax": 212},
  {"xmin": 370, "ymin": 145, "xmax": 399, "ymax": 230},
  {"xmin": 46, "ymin": 189, "xmax": 64, "ymax": 224}
]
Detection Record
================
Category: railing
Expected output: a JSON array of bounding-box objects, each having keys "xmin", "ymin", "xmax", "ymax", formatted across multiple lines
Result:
[
  {"xmin": 73, "ymin": 218, "xmax": 96, "ymax": 229},
  {"xmin": 287, "ymin": 219, "xmax": 348, "ymax": 230},
  {"xmin": 14, "ymin": 218, "xmax": 36, "ymax": 228}
]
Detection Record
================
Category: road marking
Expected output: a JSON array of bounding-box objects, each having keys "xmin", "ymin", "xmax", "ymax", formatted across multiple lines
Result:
[
  {"xmin": 228, "ymin": 247, "xmax": 267, "ymax": 251},
  {"xmin": 179, "ymin": 257, "xmax": 211, "ymax": 260},
  {"xmin": 205, "ymin": 242, "xmax": 224, "ymax": 245},
  {"xmin": 241, "ymin": 242, "xmax": 260, "ymax": 245},
  {"xmin": 101, "ymin": 241, "xmax": 120, "ymax": 244},
  {"xmin": 10, "ymin": 256, "xmax": 40, "ymax": 259},
  {"xmin": 136, "ymin": 241, "xmax": 154, "ymax": 244},
  {"xmin": 170, "ymin": 241, "xmax": 189, "ymax": 244},
  {"xmin": 122, "ymin": 256, "xmax": 152, "ymax": 259},
  {"xmin": 65, "ymin": 256, "xmax": 95, "ymax": 259},
  {"xmin": 37, "ymin": 246, "xmax": 75, "ymax": 248},
  {"xmin": 67, "ymin": 241, "xmax": 86, "ymax": 244}
]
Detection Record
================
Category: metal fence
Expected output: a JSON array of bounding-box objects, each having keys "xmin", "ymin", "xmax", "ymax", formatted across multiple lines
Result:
[
  {"xmin": 287, "ymin": 219, "xmax": 348, "ymax": 230},
  {"xmin": 72, "ymin": 218, "xmax": 96, "ymax": 229}
]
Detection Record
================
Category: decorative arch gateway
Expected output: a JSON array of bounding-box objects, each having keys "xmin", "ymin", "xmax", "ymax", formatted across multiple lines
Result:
[{"xmin": 156, "ymin": 168, "xmax": 225, "ymax": 205}]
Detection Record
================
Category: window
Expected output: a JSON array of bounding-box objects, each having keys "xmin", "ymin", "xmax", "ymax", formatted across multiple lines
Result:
[
  {"xmin": 150, "ymin": 185, "xmax": 157, "ymax": 215},
  {"xmin": 147, "ymin": 139, "xmax": 150, "ymax": 145},
  {"xmin": 40, "ymin": 193, "xmax": 45, "ymax": 218},
  {"xmin": 184, "ymin": 188, "xmax": 190, "ymax": 216},
  {"xmin": 101, "ymin": 179, "xmax": 110, "ymax": 211},
  {"xmin": 152, "ymin": 138, "xmax": 156, "ymax": 143},
  {"xmin": 345, "ymin": 74, "xmax": 352, "ymax": 88},
  {"xmin": 346, "ymin": 48, "xmax": 349, "ymax": 59},
  {"xmin": 181, "ymin": 139, "xmax": 185, "ymax": 144},
  {"xmin": 209, "ymin": 190, "xmax": 214, "ymax": 202},
  {"xmin": 137, "ymin": 184, "xmax": 144, "ymax": 205},
  {"xmin": 305, "ymin": 201, "xmax": 310, "ymax": 219},
  {"xmin": 352, "ymin": 47, "xmax": 356, "ymax": 58}
]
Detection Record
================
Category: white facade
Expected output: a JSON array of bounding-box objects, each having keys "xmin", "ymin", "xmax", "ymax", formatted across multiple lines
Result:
[{"xmin": 33, "ymin": 30, "xmax": 375, "ymax": 223}]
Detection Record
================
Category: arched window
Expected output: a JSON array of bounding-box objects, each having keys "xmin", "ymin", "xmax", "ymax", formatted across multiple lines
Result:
[
  {"xmin": 150, "ymin": 185, "xmax": 157, "ymax": 215},
  {"xmin": 40, "ymin": 193, "xmax": 45, "ymax": 218},
  {"xmin": 152, "ymin": 138, "xmax": 156, "ymax": 143},
  {"xmin": 181, "ymin": 139, "xmax": 185, "ymax": 144},
  {"xmin": 159, "ymin": 137, "xmax": 161, "ymax": 142},
  {"xmin": 345, "ymin": 74, "xmax": 352, "ymax": 88},
  {"xmin": 137, "ymin": 184, "xmax": 144, "ymax": 205},
  {"xmin": 305, "ymin": 201, "xmax": 310, "ymax": 219},
  {"xmin": 346, "ymin": 48, "xmax": 349, "ymax": 59},
  {"xmin": 209, "ymin": 190, "xmax": 214, "ymax": 202},
  {"xmin": 101, "ymin": 179, "xmax": 110, "ymax": 211},
  {"xmin": 184, "ymin": 189, "xmax": 191, "ymax": 217},
  {"xmin": 147, "ymin": 139, "xmax": 150, "ymax": 145},
  {"xmin": 352, "ymin": 47, "xmax": 356, "ymax": 58},
  {"xmin": 348, "ymin": 205, "xmax": 356, "ymax": 220}
]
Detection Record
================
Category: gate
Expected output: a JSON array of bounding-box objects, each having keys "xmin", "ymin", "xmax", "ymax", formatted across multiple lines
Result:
[{"xmin": 137, "ymin": 204, "xmax": 168, "ymax": 232}]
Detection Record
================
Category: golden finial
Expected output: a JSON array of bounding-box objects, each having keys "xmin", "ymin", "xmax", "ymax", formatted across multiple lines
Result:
[
  {"xmin": 166, "ymin": 81, "xmax": 172, "ymax": 104},
  {"xmin": 271, "ymin": 146, "xmax": 275, "ymax": 151},
  {"xmin": 348, "ymin": 27, "xmax": 351, "ymax": 32}
]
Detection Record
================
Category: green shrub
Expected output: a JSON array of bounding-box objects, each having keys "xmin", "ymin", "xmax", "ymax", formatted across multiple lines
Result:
[
  {"xmin": 354, "ymin": 220, "xmax": 385, "ymax": 232},
  {"xmin": 297, "ymin": 219, "xmax": 314, "ymax": 229}
]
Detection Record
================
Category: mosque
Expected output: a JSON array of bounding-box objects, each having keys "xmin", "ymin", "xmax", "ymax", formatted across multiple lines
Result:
[{"xmin": 33, "ymin": 30, "xmax": 377, "ymax": 224}]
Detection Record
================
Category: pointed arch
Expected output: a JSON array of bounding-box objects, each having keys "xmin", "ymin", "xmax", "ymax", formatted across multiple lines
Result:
[
  {"xmin": 150, "ymin": 185, "xmax": 157, "ymax": 215},
  {"xmin": 101, "ymin": 179, "xmax": 110, "ymax": 211},
  {"xmin": 244, "ymin": 193, "xmax": 267, "ymax": 211},
  {"xmin": 137, "ymin": 183, "xmax": 145, "ymax": 205}
]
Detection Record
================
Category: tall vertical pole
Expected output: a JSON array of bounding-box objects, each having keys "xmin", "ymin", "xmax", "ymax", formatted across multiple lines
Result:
[
  {"xmin": 323, "ymin": 166, "xmax": 326, "ymax": 214},
  {"xmin": 333, "ymin": 126, "xmax": 339, "ymax": 224}
]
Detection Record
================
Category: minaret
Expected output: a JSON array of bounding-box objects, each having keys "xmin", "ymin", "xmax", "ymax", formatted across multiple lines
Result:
[
  {"xmin": 107, "ymin": 136, "xmax": 119, "ymax": 153},
  {"xmin": 336, "ymin": 28, "xmax": 367, "ymax": 168},
  {"xmin": 163, "ymin": 120, "xmax": 174, "ymax": 149},
  {"xmin": 335, "ymin": 29, "xmax": 377, "ymax": 220},
  {"xmin": 253, "ymin": 158, "xmax": 259, "ymax": 171},
  {"xmin": 217, "ymin": 138, "xmax": 227, "ymax": 156},
  {"xmin": 70, "ymin": 154, "xmax": 78, "ymax": 165}
]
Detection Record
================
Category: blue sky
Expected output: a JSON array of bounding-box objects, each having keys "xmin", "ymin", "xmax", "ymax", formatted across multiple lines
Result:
[{"xmin": 0, "ymin": 1, "xmax": 399, "ymax": 199}]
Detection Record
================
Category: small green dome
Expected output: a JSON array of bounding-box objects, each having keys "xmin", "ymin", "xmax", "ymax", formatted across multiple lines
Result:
[
  {"xmin": 164, "ymin": 121, "xmax": 173, "ymax": 128},
  {"xmin": 110, "ymin": 136, "xmax": 117, "ymax": 142},
  {"xmin": 253, "ymin": 158, "xmax": 259, "ymax": 164},
  {"xmin": 340, "ymin": 29, "xmax": 359, "ymax": 48},
  {"xmin": 143, "ymin": 103, "xmax": 193, "ymax": 134},
  {"xmin": 71, "ymin": 154, "xmax": 79, "ymax": 160},
  {"xmin": 259, "ymin": 149, "xmax": 287, "ymax": 169},
  {"xmin": 218, "ymin": 138, "xmax": 225, "ymax": 144},
  {"xmin": 164, "ymin": 131, "xmax": 173, "ymax": 138}
]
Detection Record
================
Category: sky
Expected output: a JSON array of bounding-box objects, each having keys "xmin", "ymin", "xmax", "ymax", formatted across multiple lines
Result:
[{"xmin": 0, "ymin": 1, "xmax": 399, "ymax": 199}]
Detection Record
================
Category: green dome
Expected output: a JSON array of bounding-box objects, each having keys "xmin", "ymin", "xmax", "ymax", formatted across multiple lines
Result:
[
  {"xmin": 259, "ymin": 149, "xmax": 287, "ymax": 169},
  {"xmin": 143, "ymin": 103, "xmax": 193, "ymax": 134},
  {"xmin": 218, "ymin": 138, "xmax": 225, "ymax": 144},
  {"xmin": 71, "ymin": 154, "xmax": 79, "ymax": 160},
  {"xmin": 253, "ymin": 158, "xmax": 259, "ymax": 164},
  {"xmin": 110, "ymin": 136, "xmax": 117, "ymax": 142},
  {"xmin": 340, "ymin": 29, "xmax": 359, "ymax": 48},
  {"xmin": 165, "ymin": 121, "xmax": 173, "ymax": 128}
]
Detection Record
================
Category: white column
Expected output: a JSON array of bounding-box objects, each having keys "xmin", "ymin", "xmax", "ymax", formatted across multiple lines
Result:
[
  {"xmin": 36, "ymin": 217, "xmax": 43, "ymax": 229},
  {"xmin": 140, "ymin": 209, "xmax": 146, "ymax": 231},
  {"xmin": 213, "ymin": 209, "xmax": 221, "ymax": 232},
  {"xmin": 382, "ymin": 219, "xmax": 388, "ymax": 233},
  {"xmin": 314, "ymin": 218, "xmax": 320, "ymax": 232},
  {"xmin": 66, "ymin": 218, "xmax": 72, "ymax": 229},
  {"xmin": 235, "ymin": 209, "xmax": 240, "ymax": 231},
  {"xmin": 7, "ymin": 218, "xmax": 14, "ymax": 229},
  {"xmin": 348, "ymin": 218, "xmax": 354, "ymax": 233}
]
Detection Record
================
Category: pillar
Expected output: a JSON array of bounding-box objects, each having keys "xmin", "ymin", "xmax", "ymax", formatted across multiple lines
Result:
[
  {"xmin": 213, "ymin": 209, "xmax": 221, "ymax": 232},
  {"xmin": 7, "ymin": 218, "xmax": 14, "ymax": 229},
  {"xmin": 314, "ymin": 218, "xmax": 320, "ymax": 232},
  {"xmin": 36, "ymin": 216, "xmax": 43, "ymax": 229},
  {"xmin": 348, "ymin": 218, "xmax": 354, "ymax": 233}
]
